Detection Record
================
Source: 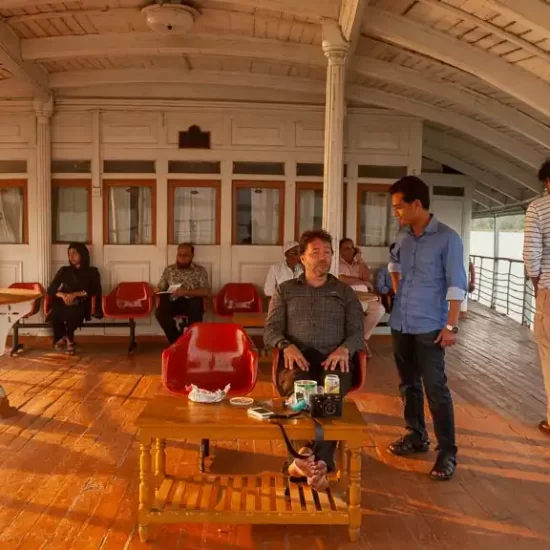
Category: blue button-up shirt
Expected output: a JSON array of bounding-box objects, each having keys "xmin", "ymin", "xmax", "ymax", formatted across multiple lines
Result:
[{"xmin": 388, "ymin": 215, "xmax": 467, "ymax": 334}]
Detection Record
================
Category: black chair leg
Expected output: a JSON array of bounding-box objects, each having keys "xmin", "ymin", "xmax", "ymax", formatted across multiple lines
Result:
[
  {"xmin": 128, "ymin": 319, "xmax": 137, "ymax": 354},
  {"xmin": 10, "ymin": 322, "xmax": 23, "ymax": 356},
  {"xmin": 200, "ymin": 438, "xmax": 210, "ymax": 472}
]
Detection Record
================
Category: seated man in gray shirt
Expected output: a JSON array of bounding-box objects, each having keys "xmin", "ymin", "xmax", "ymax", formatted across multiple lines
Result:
[{"xmin": 264, "ymin": 229, "xmax": 364, "ymax": 491}]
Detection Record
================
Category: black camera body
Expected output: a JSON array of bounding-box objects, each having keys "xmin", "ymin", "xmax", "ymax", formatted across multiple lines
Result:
[{"xmin": 309, "ymin": 394, "xmax": 343, "ymax": 418}]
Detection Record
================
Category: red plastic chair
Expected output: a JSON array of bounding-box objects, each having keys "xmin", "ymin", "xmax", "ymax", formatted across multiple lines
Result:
[
  {"xmin": 271, "ymin": 348, "xmax": 367, "ymax": 394},
  {"xmin": 162, "ymin": 322, "xmax": 259, "ymax": 470},
  {"xmin": 212, "ymin": 283, "xmax": 262, "ymax": 317},
  {"xmin": 9, "ymin": 282, "xmax": 44, "ymax": 356},
  {"xmin": 102, "ymin": 282, "xmax": 153, "ymax": 352}
]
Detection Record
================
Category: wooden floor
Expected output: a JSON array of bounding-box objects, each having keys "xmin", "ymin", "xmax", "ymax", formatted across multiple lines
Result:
[{"xmin": 0, "ymin": 302, "xmax": 549, "ymax": 549}]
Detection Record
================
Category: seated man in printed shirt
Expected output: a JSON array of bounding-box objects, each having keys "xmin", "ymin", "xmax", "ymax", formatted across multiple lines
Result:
[
  {"xmin": 339, "ymin": 238, "xmax": 386, "ymax": 356},
  {"xmin": 154, "ymin": 243, "xmax": 210, "ymax": 344},
  {"xmin": 264, "ymin": 241, "xmax": 304, "ymax": 298}
]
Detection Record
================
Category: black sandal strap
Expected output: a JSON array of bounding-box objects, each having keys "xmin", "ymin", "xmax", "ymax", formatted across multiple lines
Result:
[{"xmin": 430, "ymin": 452, "xmax": 457, "ymax": 481}]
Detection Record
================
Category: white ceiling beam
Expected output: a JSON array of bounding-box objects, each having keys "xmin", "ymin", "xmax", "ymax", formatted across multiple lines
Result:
[
  {"xmin": 485, "ymin": 0, "xmax": 550, "ymax": 39},
  {"xmin": 339, "ymin": 0, "xmax": 368, "ymax": 48},
  {"xmin": 418, "ymin": 0, "xmax": 550, "ymax": 65},
  {"xmin": 424, "ymin": 127, "xmax": 539, "ymax": 194},
  {"xmin": 0, "ymin": 20, "xmax": 49, "ymax": 99},
  {"xmin": 364, "ymin": 8, "xmax": 550, "ymax": 121},
  {"xmin": 423, "ymin": 145, "xmax": 520, "ymax": 202},
  {"xmin": 1, "ymin": 0, "xmax": 335, "ymax": 19},
  {"xmin": 50, "ymin": 68, "xmax": 326, "ymax": 96},
  {"xmin": 348, "ymin": 85, "xmax": 544, "ymax": 169},
  {"xmin": 6, "ymin": 8, "xmax": 138, "ymax": 24},
  {"xmin": 21, "ymin": 32, "xmax": 326, "ymax": 67},
  {"xmin": 353, "ymin": 57, "xmax": 550, "ymax": 149},
  {"xmin": 472, "ymin": 190, "xmax": 497, "ymax": 209}
]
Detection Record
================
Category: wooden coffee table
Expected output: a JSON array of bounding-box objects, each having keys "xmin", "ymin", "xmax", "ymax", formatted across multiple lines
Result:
[{"xmin": 135, "ymin": 396, "xmax": 367, "ymax": 543}]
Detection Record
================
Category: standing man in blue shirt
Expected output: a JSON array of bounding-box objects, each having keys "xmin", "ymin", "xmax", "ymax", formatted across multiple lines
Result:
[{"xmin": 387, "ymin": 176, "xmax": 467, "ymax": 481}]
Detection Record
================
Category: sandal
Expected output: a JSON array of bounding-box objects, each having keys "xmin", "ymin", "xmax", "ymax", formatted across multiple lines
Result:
[
  {"xmin": 388, "ymin": 434, "xmax": 430, "ymax": 456},
  {"xmin": 539, "ymin": 420, "xmax": 550, "ymax": 435},
  {"xmin": 430, "ymin": 451, "xmax": 457, "ymax": 481},
  {"xmin": 66, "ymin": 341, "xmax": 76, "ymax": 356},
  {"xmin": 54, "ymin": 338, "xmax": 66, "ymax": 352}
]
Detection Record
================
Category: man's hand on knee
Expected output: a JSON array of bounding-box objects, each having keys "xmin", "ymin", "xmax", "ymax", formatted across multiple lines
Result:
[
  {"xmin": 322, "ymin": 346, "xmax": 350, "ymax": 373},
  {"xmin": 283, "ymin": 345, "xmax": 309, "ymax": 371}
]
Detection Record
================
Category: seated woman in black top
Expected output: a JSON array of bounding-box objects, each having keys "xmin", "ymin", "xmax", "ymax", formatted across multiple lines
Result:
[{"xmin": 47, "ymin": 242, "xmax": 102, "ymax": 354}]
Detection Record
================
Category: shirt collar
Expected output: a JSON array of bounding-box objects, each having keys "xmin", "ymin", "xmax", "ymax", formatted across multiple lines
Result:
[
  {"xmin": 406, "ymin": 214, "xmax": 439, "ymax": 236},
  {"xmin": 339, "ymin": 255, "xmax": 356, "ymax": 267},
  {"xmin": 296, "ymin": 273, "xmax": 337, "ymax": 286}
]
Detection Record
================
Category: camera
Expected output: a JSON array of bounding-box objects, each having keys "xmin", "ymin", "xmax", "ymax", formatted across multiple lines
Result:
[{"xmin": 309, "ymin": 394, "xmax": 342, "ymax": 418}]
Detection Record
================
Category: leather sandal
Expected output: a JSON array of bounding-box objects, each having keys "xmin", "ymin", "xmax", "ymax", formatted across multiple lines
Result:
[
  {"xmin": 388, "ymin": 434, "xmax": 430, "ymax": 456},
  {"xmin": 539, "ymin": 421, "xmax": 550, "ymax": 435},
  {"xmin": 430, "ymin": 451, "xmax": 457, "ymax": 481}
]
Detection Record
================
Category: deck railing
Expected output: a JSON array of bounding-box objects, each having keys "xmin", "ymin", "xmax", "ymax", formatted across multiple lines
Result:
[{"xmin": 469, "ymin": 255, "xmax": 535, "ymax": 326}]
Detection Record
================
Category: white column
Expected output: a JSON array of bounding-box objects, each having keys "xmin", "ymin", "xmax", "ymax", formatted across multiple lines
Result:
[
  {"xmin": 33, "ymin": 95, "xmax": 54, "ymax": 289},
  {"xmin": 321, "ymin": 20, "xmax": 349, "ymax": 275}
]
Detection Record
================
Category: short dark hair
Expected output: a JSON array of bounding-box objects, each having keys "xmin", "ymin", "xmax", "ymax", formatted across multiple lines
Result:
[
  {"xmin": 339, "ymin": 237, "xmax": 353, "ymax": 250},
  {"xmin": 299, "ymin": 229, "xmax": 333, "ymax": 255},
  {"xmin": 538, "ymin": 160, "xmax": 550, "ymax": 183},
  {"xmin": 178, "ymin": 242, "xmax": 195, "ymax": 254},
  {"xmin": 389, "ymin": 175, "xmax": 430, "ymax": 210}
]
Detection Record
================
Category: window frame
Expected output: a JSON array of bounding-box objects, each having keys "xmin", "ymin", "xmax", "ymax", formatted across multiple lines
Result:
[
  {"xmin": 167, "ymin": 179, "xmax": 221, "ymax": 245},
  {"xmin": 232, "ymin": 180, "xmax": 285, "ymax": 246},
  {"xmin": 356, "ymin": 183, "xmax": 393, "ymax": 247},
  {"xmin": 52, "ymin": 179, "xmax": 92, "ymax": 245},
  {"xmin": 102, "ymin": 179, "xmax": 157, "ymax": 245},
  {"xmin": 0, "ymin": 179, "xmax": 28, "ymax": 245}
]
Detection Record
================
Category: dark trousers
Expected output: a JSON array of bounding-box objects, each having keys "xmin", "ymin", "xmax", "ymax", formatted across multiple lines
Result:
[
  {"xmin": 50, "ymin": 302, "xmax": 87, "ymax": 343},
  {"xmin": 276, "ymin": 347, "xmax": 356, "ymax": 471},
  {"xmin": 392, "ymin": 330, "xmax": 457, "ymax": 454},
  {"xmin": 155, "ymin": 295, "xmax": 204, "ymax": 344}
]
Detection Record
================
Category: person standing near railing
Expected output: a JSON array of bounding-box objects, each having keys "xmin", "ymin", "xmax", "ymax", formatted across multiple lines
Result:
[{"xmin": 523, "ymin": 160, "xmax": 550, "ymax": 436}]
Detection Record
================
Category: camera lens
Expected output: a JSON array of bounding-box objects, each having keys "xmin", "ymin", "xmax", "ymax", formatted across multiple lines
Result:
[
  {"xmin": 324, "ymin": 402, "xmax": 336, "ymax": 415},
  {"xmin": 167, "ymin": 25, "xmax": 173, "ymax": 30}
]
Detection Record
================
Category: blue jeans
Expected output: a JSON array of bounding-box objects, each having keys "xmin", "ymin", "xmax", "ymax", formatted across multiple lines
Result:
[{"xmin": 391, "ymin": 330, "xmax": 457, "ymax": 455}]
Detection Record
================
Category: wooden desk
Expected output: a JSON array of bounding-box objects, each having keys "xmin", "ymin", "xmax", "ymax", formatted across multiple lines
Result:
[
  {"xmin": 135, "ymin": 396, "xmax": 367, "ymax": 543},
  {"xmin": 231, "ymin": 312, "xmax": 266, "ymax": 328}
]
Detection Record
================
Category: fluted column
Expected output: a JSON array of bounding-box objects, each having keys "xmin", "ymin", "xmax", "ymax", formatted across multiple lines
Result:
[
  {"xmin": 33, "ymin": 95, "xmax": 54, "ymax": 289},
  {"xmin": 322, "ymin": 20, "xmax": 349, "ymax": 275}
]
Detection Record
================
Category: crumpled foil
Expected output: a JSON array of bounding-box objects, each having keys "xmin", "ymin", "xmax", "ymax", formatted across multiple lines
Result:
[{"xmin": 187, "ymin": 384, "xmax": 231, "ymax": 403}]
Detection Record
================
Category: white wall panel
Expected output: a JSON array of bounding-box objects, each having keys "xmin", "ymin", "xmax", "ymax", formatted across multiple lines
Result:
[
  {"xmin": 52, "ymin": 112, "xmax": 93, "ymax": 144},
  {"xmin": 295, "ymin": 120, "xmax": 324, "ymax": 148},
  {"xmin": 101, "ymin": 112, "xmax": 161, "ymax": 144},
  {"xmin": 231, "ymin": 117, "xmax": 286, "ymax": 147},
  {"xmin": 0, "ymin": 261, "xmax": 22, "ymax": 286},
  {"xmin": 0, "ymin": 114, "xmax": 33, "ymax": 145}
]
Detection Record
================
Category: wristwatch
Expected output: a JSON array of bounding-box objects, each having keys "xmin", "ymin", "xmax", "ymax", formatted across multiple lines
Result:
[
  {"xmin": 446, "ymin": 324, "xmax": 459, "ymax": 334},
  {"xmin": 276, "ymin": 339, "xmax": 291, "ymax": 350}
]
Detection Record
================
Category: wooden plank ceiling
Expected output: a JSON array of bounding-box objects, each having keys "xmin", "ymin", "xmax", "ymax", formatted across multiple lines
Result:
[{"xmin": 1, "ymin": 0, "xmax": 549, "ymax": 214}]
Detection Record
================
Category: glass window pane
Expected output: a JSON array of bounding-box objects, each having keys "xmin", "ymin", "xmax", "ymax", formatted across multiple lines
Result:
[
  {"xmin": 298, "ymin": 189, "xmax": 323, "ymax": 236},
  {"xmin": 358, "ymin": 165, "xmax": 407, "ymax": 179},
  {"xmin": 107, "ymin": 186, "xmax": 152, "ymax": 244},
  {"xmin": 53, "ymin": 186, "xmax": 89, "ymax": 243},
  {"xmin": 235, "ymin": 187, "xmax": 280, "ymax": 245},
  {"xmin": 51, "ymin": 160, "xmax": 91, "ymax": 173},
  {"xmin": 0, "ymin": 187, "xmax": 24, "ymax": 243},
  {"xmin": 172, "ymin": 186, "xmax": 217, "ymax": 245},
  {"xmin": 359, "ymin": 191, "xmax": 394, "ymax": 247},
  {"xmin": 0, "ymin": 160, "xmax": 27, "ymax": 173},
  {"xmin": 168, "ymin": 161, "xmax": 220, "ymax": 174},
  {"xmin": 233, "ymin": 162, "xmax": 285, "ymax": 175}
]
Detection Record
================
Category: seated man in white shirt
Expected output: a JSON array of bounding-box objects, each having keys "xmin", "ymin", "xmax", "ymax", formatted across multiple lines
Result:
[
  {"xmin": 339, "ymin": 238, "xmax": 386, "ymax": 356},
  {"xmin": 264, "ymin": 241, "xmax": 304, "ymax": 297}
]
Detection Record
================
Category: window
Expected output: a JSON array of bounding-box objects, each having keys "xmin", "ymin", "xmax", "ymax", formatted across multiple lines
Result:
[
  {"xmin": 103, "ymin": 180, "xmax": 156, "ymax": 245},
  {"xmin": 358, "ymin": 165, "xmax": 407, "ymax": 179},
  {"xmin": 0, "ymin": 180, "xmax": 26, "ymax": 244},
  {"xmin": 0, "ymin": 160, "xmax": 27, "ymax": 173},
  {"xmin": 51, "ymin": 160, "xmax": 91, "ymax": 174},
  {"xmin": 233, "ymin": 162, "xmax": 285, "ymax": 176},
  {"xmin": 233, "ymin": 181, "xmax": 284, "ymax": 245},
  {"xmin": 295, "ymin": 182, "xmax": 323, "ymax": 239},
  {"xmin": 168, "ymin": 181, "xmax": 220, "ymax": 245},
  {"xmin": 357, "ymin": 184, "xmax": 398, "ymax": 247},
  {"xmin": 168, "ymin": 161, "xmax": 221, "ymax": 174},
  {"xmin": 103, "ymin": 160, "xmax": 155, "ymax": 174},
  {"xmin": 52, "ymin": 180, "xmax": 91, "ymax": 244}
]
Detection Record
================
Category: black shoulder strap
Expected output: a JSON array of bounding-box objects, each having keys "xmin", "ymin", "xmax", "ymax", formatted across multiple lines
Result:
[{"xmin": 270, "ymin": 415, "xmax": 325, "ymax": 459}]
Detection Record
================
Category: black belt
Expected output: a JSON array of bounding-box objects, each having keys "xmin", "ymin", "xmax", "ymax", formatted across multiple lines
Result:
[{"xmin": 269, "ymin": 413, "xmax": 325, "ymax": 459}]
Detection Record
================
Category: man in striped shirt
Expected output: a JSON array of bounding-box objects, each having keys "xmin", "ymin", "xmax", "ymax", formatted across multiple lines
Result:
[{"xmin": 523, "ymin": 160, "xmax": 550, "ymax": 436}]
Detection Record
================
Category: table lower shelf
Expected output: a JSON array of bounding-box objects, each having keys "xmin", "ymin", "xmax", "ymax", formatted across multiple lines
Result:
[{"xmin": 141, "ymin": 473, "xmax": 349, "ymax": 525}]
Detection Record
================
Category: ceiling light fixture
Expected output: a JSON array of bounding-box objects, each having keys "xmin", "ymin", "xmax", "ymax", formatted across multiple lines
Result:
[{"xmin": 142, "ymin": 2, "xmax": 199, "ymax": 34}]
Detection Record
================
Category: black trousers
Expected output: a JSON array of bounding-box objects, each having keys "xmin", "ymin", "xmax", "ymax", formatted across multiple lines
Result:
[
  {"xmin": 391, "ymin": 330, "xmax": 457, "ymax": 454},
  {"xmin": 50, "ymin": 302, "xmax": 87, "ymax": 343},
  {"xmin": 155, "ymin": 295, "xmax": 204, "ymax": 344},
  {"xmin": 276, "ymin": 347, "xmax": 356, "ymax": 471}
]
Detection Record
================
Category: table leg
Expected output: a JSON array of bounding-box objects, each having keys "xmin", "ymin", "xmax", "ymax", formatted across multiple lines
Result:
[
  {"xmin": 154, "ymin": 438, "xmax": 166, "ymax": 480},
  {"xmin": 139, "ymin": 438, "xmax": 153, "ymax": 542},
  {"xmin": 338, "ymin": 441, "xmax": 349, "ymax": 489},
  {"xmin": 348, "ymin": 443, "xmax": 362, "ymax": 543}
]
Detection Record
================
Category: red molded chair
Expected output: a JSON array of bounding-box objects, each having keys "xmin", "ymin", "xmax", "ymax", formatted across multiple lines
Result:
[
  {"xmin": 271, "ymin": 348, "xmax": 367, "ymax": 394},
  {"xmin": 162, "ymin": 322, "xmax": 259, "ymax": 470},
  {"xmin": 9, "ymin": 282, "xmax": 44, "ymax": 356},
  {"xmin": 102, "ymin": 282, "xmax": 153, "ymax": 353},
  {"xmin": 212, "ymin": 283, "xmax": 262, "ymax": 317}
]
